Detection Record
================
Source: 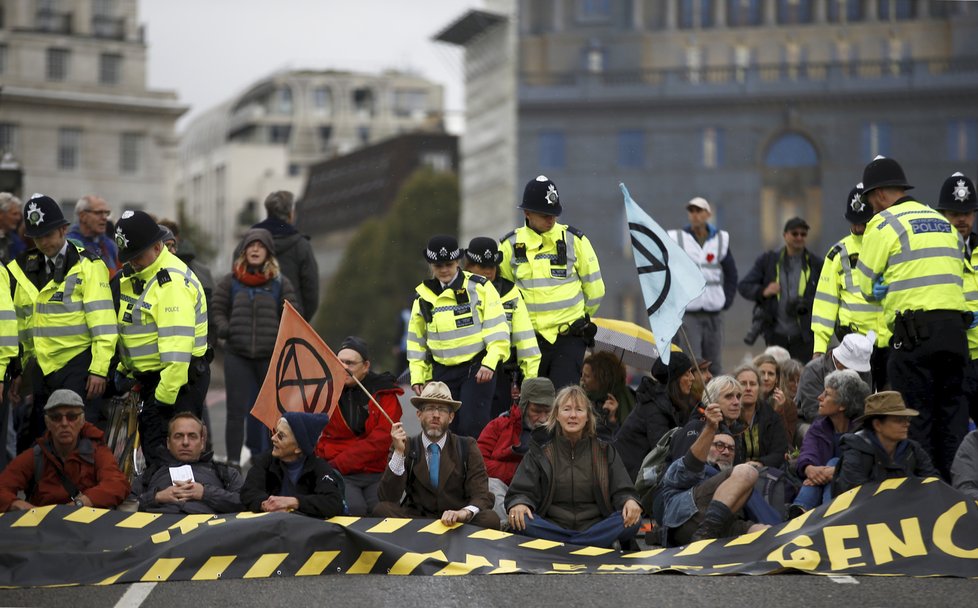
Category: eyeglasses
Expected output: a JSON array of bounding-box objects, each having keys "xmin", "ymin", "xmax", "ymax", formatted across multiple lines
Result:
[
  {"xmin": 46, "ymin": 411, "xmax": 82, "ymax": 423},
  {"xmin": 83, "ymin": 209, "xmax": 111, "ymax": 217},
  {"xmin": 421, "ymin": 405, "xmax": 453, "ymax": 415},
  {"xmin": 712, "ymin": 441, "xmax": 735, "ymax": 453}
]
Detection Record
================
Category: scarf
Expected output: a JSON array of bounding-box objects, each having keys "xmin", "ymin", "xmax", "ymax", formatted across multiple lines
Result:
[{"xmin": 233, "ymin": 262, "xmax": 273, "ymax": 287}]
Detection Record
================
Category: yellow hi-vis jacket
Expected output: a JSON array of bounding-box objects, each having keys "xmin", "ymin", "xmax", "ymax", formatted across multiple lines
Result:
[
  {"xmin": 811, "ymin": 232, "xmax": 889, "ymax": 354},
  {"xmin": 117, "ymin": 248, "xmax": 208, "ymax": 405},
  {"xmin": 499, "ymin": 222, "xmax": 604, "ymax": 344},
  {"xmin": 0, "ymin": 267, "xmax": 20, "ymax": 379},
  {"xmin": 855, "ymin": 198, "xmax": 966, "ymax": 329},
  {"xmin": 496, "ymin": 277, "xmax": 541, "ymax": 379},
  {"xmin": 8, "ymin": 245, "xmax": 117, "ymax": 377},
  {"xmin": 959, "ymin": 239, "xmax": 978, "ymax": 359},
  {"xmin": 407, "ymin": 270, "xmax": 510, "ymax": 387}
]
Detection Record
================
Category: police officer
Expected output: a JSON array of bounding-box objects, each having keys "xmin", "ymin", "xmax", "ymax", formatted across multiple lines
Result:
[
  {"xmin": 407, "ymin": 235, "xmax": 509, "ymax": 438},
  {"xmin": 811, "ymin": 183, "xmax": 889, "ymax": 388},
  {"xmin": 8, "ymin": 194, "xmax": 116, "ymax": 445},
  {"xmin": 114, "ymin": 211, "xmax": 210, "ymax": 467},
  {"xmin": 934, "ymin": 171, "xmax": 978, "ymax": 426},
  {"xmin": 463, "ymin": 236, "xmax": 541, "ymax": 419},
  {"xmin": 499, "ymin": 176, "xmax": 605, "ymax": 391},
  {"xmin": 855, "ymin": 156, "xmax": 970, "ymax": 480}
]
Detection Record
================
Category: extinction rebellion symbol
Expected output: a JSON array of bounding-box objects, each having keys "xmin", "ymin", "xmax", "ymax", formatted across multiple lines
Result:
[{"xmin": 274, "ymin": 337, "xmax": 336, "ymax": 414}]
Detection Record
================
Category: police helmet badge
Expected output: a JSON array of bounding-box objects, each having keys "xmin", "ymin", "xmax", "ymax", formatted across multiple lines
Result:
[
  {"xmin": 545, "ymin": 184, "xmax": 559, "ymax": 206},
  {"xmin": 484, "ymin": 249, "xmax": 493, "ymax": 261},
  {"xmin": 954, "ymin": 179, "xmax": 971, "ymax": 203},
  {"xmin": 25, "ymin": 201, "xmax": 45, "ymax": 227},
  {"xmin": 439, "ymin": 247, "xmax": 448, "ymax": 257},
  {"xmin": 115, "ymin": 225, "xmax": 129, "ymax": 250},
  {"xmin": 849, "ymin": 192, "xmax": 866, "ymax": 213}
]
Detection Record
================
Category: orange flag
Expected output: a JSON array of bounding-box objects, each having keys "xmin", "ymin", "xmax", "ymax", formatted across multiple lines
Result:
[{"xmin": 250, "ymin": 301, "xmax": 347, "ymax": 430}]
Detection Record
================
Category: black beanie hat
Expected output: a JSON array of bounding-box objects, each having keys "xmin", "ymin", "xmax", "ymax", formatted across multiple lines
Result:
[
  {"xmin": 651, "ymin": 351, "xmax": 693, "ymax": 384},
  {"xmin": 340, "ymin": 336, "xmax": 369, "ymax": 362},
  {"xmin": 282, "ymin": 411, "xmax": 329, "ymax": 457}
]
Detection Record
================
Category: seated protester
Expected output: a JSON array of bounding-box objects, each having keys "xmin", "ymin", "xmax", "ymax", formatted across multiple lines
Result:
[
  {"xmin": 951, "ymin": 430, "xmax": 978, "ymax": 501},
  {"xmin": 788, "ymin": 370, "xmax": 869, "ymax": 517},
  {"xmin": 131, "ymin": 412, "xmax": 243, "ymax": 514},
  {"xmin": 240, "ymin": 412, "xmax": 345, "ymax": 518},
  {"xmin": 835, "ymin": 391, "xmax": 940, "ymax": 494},
  {"xmin": 477, "ymin": 377, "xmax": 555, "ymax": 522},
  {"xmin": 616, "ymin": 351, "xmax": 696, "ymax": 481},
  {"xmin": 505, "ymin": 385, "xmax": 642, "ymax": 549},
  {"xmin": 659, "ymin": 402, "xmax": 771, "ymax": 546},
  {"xmin": 374, "ymin": 382, "xmax": 499, "ymax": 529},
  {"xmin": 670, "ymin": 375, "xmax": 745, "ymax": 463},
  {"xmin": 752, "ymin": 353, "xmax": 800, "ymax": 446},
  {"xmin": 313, "ymin": 336, "xmax": 402, "ymax": 516},
  {"xmin": 581, "ymin": 352, "xmax": 635, "ymax": 440},
  {"xmin": 0, "ymin": 390, "xmax": 129, "ymax": 511},
  {"xmin": 780, "ymin": 359, "xmax": 804, "ymax": 447},
  {"xmin": 795, "ymin": 332, "xmax": 874, "ymax": 424},
  {"xmin": 732, "ymin": 365, "xmax": 789, "ymax": 469},
  {"xmin": 689, "ymin": 359, "xmax": 714, "ymax": 404}
]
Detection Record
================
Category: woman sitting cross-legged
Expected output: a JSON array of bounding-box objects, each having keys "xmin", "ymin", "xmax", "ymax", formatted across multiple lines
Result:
[{"xmin": 504, "ymin": 385, "xmax": 642, "ymax": 549}]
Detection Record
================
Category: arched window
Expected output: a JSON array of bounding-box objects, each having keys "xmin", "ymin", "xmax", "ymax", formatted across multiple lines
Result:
[{"xmin": 764, "ymin": 132, "xmax": 818, "ymax": 167}]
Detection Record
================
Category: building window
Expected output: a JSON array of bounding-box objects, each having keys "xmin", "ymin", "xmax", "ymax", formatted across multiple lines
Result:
[
  {"xmin": 777, "ymin": 0, "xmax": 813, "ymax": 24},
  {"xmin": 46, "ymin": 48, "xmax": 70, "ymax": 81},
  {"xmin": 0, "ymin": 45, "xmax": 6, "ymax": 75},
  {"xmin": 879, "ymin": 0, "xmax": 914, "ymax": 20},
  {"xmin": 539, "ymin": 131, "xmax": 566, "ymax": 169},
  {"xmin": 353, "ymin": 88, "xmax": 375, "ymax": 120},
  {"xmin": 119, "ymin": 133, "xmax": 142, "ymax": 174},
  {"xmin": 0, "ymin": 124, "xmax": 17, "ymax": 156},
  {"xmin": 947, "ymin": 120, "xmax": 978, "ymax": 162},
  {"xmin": 727, "ymin": 0, "xmax": 762, "ymax": 26},
  {"xmin": 702, "ymin": 127, "xmax": 724, "ymax": 169},
  {"xmin": 318, "ymin": 126, "xmax": 332, "ymax": 152},
  {"xmin": 577, "ymin": 0, "xmax": 611, "ymax": 22},
  {"xmin": 861, "ymin": 122, "xmax": 891, "ymax": 159},
  {"xmin": 393, "ymin": 89, "xmax": 428, "ymax": 118},
  {"xmin": 269, "ymin": 125, "xmax": 292, "ymax": 144},
  {"xmin": 765, "ymin": 132, "xmax": 818, "ymax": 167},
  {"xmin": 99, "ymin": 53, "xmax": 122, "ymax": 85},
  {"xmin": 685, "ymin": 46, "xmax": 703, "ymax": 83},
  {"xmin": 679, "ymin": 0, "xmax": 715, "ymax": 29},
  {"xmin": 58, "ymin": 128, "xmax": 81, "ymax": 170},
  {"xmin": 288, "ymin": 163, "xmax": 301, "ymax": 177},
  {"xmin": 358, "ymin": 126, "xmax": 370, "ymax": 144},
  {"xmin": 827, "ymin": 0, "xmax": 863, "ymax": 22},
  {"xmin": 277, "ymin": 86, "xmax": 293, "ymax": 114},
  {"xmin": 618, "ymin": 130, "xmax": 645, "ymax": 169},
  {"xmin": 313, "ymin": 87, "xmax": 332, "ymax": 115},
  {"xmin": 36, "ymin": 0, "xmax": 71, "ymax": 33},
  {"xmin": 585, "ymin": 39, "xmax": 605, "ymax": 73}
]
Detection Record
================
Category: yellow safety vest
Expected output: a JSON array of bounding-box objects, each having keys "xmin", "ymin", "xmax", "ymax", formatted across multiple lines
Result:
[
  {"xmin": 499, "ymin": 222, "xmax": 604, "ymax": 344},
  {"xmin": 117, "ymin": 248, "xmax": 208, "ymax": 405},
  {"xmin": 960, "ymin": 242, "xmax": 978, "ymax": 359},
  {"xmin": 856, "ymin": 198, "xmax": 966, "ymax": 328},
  {"xmin": 406, "ymin": 270, "xmax": 509, "ymax": 386},
  {"xmin": 811, "ymin": 233, "xmax": 889, "ymax": 353},
  {"xmin": 497, "ymin": 278, "xmax": 540, "ymax": 379},
  {"xmin": 8, "ymin": 245, "xmax": 117, "ymax": 376},
  {"xmin": 0, "ymin": 267, "xmax": 20, "ymax": 378}
]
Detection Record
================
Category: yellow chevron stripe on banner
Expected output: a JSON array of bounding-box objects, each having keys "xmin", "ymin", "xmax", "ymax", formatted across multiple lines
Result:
[
  {"xmin": 326, "ymin": 516, "xmax": 360, "ymax": 526},
  {"xmin": 622, "ymin": 548, "xmax": 665, "ymax": 559},
  {"xmin": 874, "ymin": 477, "xmax": 907, "ymax": 495},
  {"xmin": 570, "ymin": 546, "xmax": 614, "ymax": 556},
  {"xmin": 418, "ymin": 520, "xmax": 461, "ymax": 535},
  {"xmin": 243, "ymin": 553, "xmax": 288, "ymax": 579},
  {"xmin": 96, "ymin": 571, "xmax": 127, "ymax": 586},
  {"xmin": 519, "ymin": 538, "xmax": 562, "ymax": 550},
  {"xmin": 433, "ymin": 554, "xmax": 493, "ymax": 576},
  {"xmin": 467, "ymin": 528, "xmax": 512, "ymax": 541},
  {"xmin": 170, "ymin": 514, "xmax": 216, "ymax": 534},
  {"xmin": 825, "ymin": 487, "xmax": 859, "ymax": 516},
  {"xmin": 117, "ymin": 512, "xmax": 161, "ymax": 529},
  {"xmin": 191, "ymin": 556, "xmax": 236, "ymax": 581},
  {"xmin": 63, "ymin": 508, "xmax": 108, "ymax": 525},
  {"xmin": 295, "ymin": 551, "xmax": 340, "ymax": 576},
  {"xmin": 11, "ymin": 505, "xmax": 57, "ymax": 527},
  {"xmin": 151, "ymin": 531, "xmax": 170, "ymax": 544},
  {"xmin": 141, "ymin": 558, "xmax": 183, "ymax": 582},
  {"xmin": 347, "ymin": 551, "xmax": 382, "ymax": 574},
  {"xmin": 389, "ymin": 550, "xmax": 448, "ymax": 575},
  {"xmin": 675, "ymin": 539, "xmax": 715, "ymax": 556},
  {"xmin": 366, "ymin": 518, "xmax": 412, "ymax": 534},
  {"xmin": 487, "ymin": 559, "xmax": 520, "ymax": 574},
  {"xmin": 776, "ymin": 510, "xmax": 814, "ymax": 537}
]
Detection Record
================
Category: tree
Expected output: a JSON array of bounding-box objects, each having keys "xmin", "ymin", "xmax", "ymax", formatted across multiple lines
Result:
[
  {"xmin": 175, "ymin": 198, "xmax": 217, "ymax": 262},
  {"xmin": 316, "ymin": 167, "xmax": 459, "ymax": 372}
]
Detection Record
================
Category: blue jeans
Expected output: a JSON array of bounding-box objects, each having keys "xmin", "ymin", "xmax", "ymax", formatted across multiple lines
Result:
[
  {"xmin": 793, "ymin": 457, "xmax": 839, "ymax": 510},
  {"xmin": 519, "ymin": 512, "xmax": 640, "ymax": 548}
]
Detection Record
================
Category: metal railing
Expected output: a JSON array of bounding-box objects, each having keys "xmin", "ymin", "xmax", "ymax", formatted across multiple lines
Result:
[
  {"xmin": 92, "ymin": 15, "xmax": 125, "ymax": 40},
  {"xmin": 35, "ymin": 9, "xmax": 72, "ymax": 34}
]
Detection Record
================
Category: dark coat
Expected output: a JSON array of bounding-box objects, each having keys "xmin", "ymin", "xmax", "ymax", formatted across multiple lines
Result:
[
  {"xmin": 240, "ymin": 453, "xmax": 345, "ymax": 518},
  {"xmin": 505, "ymin": 429, "xmax": 637, "ymax": 525},
  {"xmin": 252, "ymin": 217, "xmax": 319, "ymax": 321},
  {"xmin": 737, "ymin": 246, "xmax": 822, "ymax": 344},
  {"xmin": 740, "ymin": 401, "xmax": 789, "ymax": 469},
  {"xmin": 614, "ymin": 377, "xmax": 689, "ymax": 481},
  {"xmin": 377, "ymin": 432, "xmax": 494, "ymax": 515},
  {"xmin": 834, "ymin": 430, "xmax": 940, "ymax": 494},
  {"xmin": 131, "ymin": 449, "xmax": 243, "ymax": 514},
  {"xmin": 211, "ymin": 272, "xmax": 299, "ymax": 359}
]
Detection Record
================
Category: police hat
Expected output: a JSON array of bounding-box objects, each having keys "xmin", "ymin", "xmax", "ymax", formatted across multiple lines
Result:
[
  {"xmin": 518, "ymin": 175, "xmax": 563, "ymax": 217},
  {"xmin": 423, "ymin": 235, "xmax": 462, "ymax": 263},
  {"xmin": 23, "ymin": 194, "xmax": 69, "ymax": 238},
  {"xmin": 844, "ymin": 182, "xmax": 873, "ymax": 224},
  {"xmin": 115, "ymin": 210, "xmax": 167, "ymax": 263},
  {"xmin": 464, "ymin": 236, "xmax": 503, "ymax": 267},
  {"xmin": 935, "ymin": 172, "xmax": 977, "ymax": 213},
  {"xmin": 861, "ymin": 156, "xmax": 913, "ymax": 197}
]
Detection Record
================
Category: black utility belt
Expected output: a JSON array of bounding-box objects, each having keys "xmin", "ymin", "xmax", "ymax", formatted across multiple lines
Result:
[{"xmin": 892, "ymin": 309, "xmax": 970, "ymax": 352}]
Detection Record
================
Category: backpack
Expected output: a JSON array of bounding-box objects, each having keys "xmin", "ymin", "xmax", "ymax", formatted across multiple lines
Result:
[
  {"xmin": 634, "ymin": 426, "xmax": 681, "ymax": 513},
  {"xmin": 230, "ymin": 276, "xmax": 283, "ymax": 305}
]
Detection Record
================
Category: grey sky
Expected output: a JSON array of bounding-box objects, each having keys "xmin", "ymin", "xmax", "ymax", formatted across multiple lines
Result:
[{"xmin": 138, "ymin": 0, "xmax": 482, "ymax": 130}]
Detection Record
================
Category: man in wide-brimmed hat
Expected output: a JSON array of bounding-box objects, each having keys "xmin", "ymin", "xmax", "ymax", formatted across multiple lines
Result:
[{"xmin": 374, "ymin": 381, "xmax": 500, "ymax": 529}]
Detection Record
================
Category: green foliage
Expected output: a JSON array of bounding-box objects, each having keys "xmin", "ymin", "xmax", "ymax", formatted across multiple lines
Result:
[
  {"xmin": 316, "ymin": 167, "xmax": 459, "ymax": 371},
  {"xmin": 176, "ymin": 198, "xmax": 217, "ymax": 262}
]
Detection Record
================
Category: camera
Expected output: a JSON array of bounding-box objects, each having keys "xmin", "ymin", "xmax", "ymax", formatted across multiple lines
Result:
[{"xmin": 743, "ymin": 307, "xmax": 768, "ymax": 345}]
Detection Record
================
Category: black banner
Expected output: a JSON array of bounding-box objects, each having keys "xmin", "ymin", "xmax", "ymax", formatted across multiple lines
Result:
[{"xmin": 0, "ymin": 477, "xmax": 976, "ymax": 587}]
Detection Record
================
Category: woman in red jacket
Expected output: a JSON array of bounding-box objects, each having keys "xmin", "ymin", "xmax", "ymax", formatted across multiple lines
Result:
[{"xmin": 313, "ymin": 336, "xmax": 402, "ymax": 516}]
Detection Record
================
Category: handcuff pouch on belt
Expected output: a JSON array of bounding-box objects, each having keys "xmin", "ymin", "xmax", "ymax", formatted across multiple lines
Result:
[{"xmin": 892, "ymin": 311, "xmax": 922, "ymax": 352}]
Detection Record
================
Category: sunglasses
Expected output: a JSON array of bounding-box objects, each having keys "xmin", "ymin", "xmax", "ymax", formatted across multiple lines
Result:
[{"xmin": 46, "ymin": 411, "xmax": 82, "ymax": 423}]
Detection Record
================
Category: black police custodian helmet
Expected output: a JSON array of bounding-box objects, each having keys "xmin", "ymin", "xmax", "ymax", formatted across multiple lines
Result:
[
  {"xmin": 935, "ymin": 172, "xmax": 977, "ymax": 213},
  {"xmin": 423, "ymin": 235, "xmax": 462, "ymax": 263},
  {"xmin": 519, "ymin": 175, "xmax": 563, "ymax": 216},
  {"xmin": 23, "ymin": 194, "xmax": 69, "ymax": 238},
  {"xmin": 464, "ymin": 236, "xmax": 503, "ymax": 267},
  {"xmin": 860, "ymin": 155, "xmax": 913, "ymax": 198},
  {"xmin": 115, "ymin": 210, "xmax": 167, "ymax": 263},
  {"xmin": 844, "ymin": 182, "xmax": 873, "ymax": 224}
]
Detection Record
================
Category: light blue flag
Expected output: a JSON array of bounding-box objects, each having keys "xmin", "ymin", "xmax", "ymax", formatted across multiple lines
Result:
[{"xmin": 621, "ymin": 183, "xmax": 706, "ymax": 365}]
